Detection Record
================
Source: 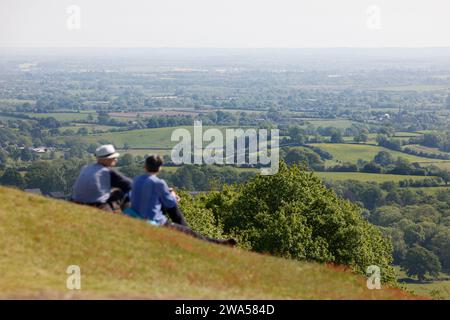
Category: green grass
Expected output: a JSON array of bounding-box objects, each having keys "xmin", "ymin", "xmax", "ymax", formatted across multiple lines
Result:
[
  {"xmin": 304, "ymin": 119, "xmax": 357, "ymax": 129},
  {"xmin": 417, "ymin": 130, "xmax": 441, "ymax": 135},
  {"xmin": 310, "ymin": 143, "xmax": 450, "ymax": 167},
  {"xmin": 401, "ymin": 281, "xmax": 450, "ymax": 300},
  {"xmin": 0, "ymin": 99, "xmax": 35, "ymax": 106},
  {"xmin": 395, "ymin": 268, "xmax": 450, "ymax": 300},
  {"xmin": 79, "ymin": 127, "xmax": 189, "ymax": 149},
  {"xmin": 393, "ymin": 132, "xmax": 423, "ymax": 137},
  {"xmin": 315, "ymin": 172, "xmax": 437, "ymax": 183},
  {"xmin": 410, "ymin": 186, "xmax": 449, "ymax": 195},
  {"xmin": 59, "ymin": 124, "xmax": 117, "ymax": 133},
  {"xmin": 404, "ymin": 144, "xmax": 450, "ymax": 157},
  {"xmin": 28, "ymin": 112, "xmax": 95, "ymax": 121},
  {"xmin": 0, "ymin": 115, "xmax": 24, "ymax": 121},
  {"xmin": 422, "ymin": 161, "xmax": 450, "ymax": 171},
  {"xmin": 344, "ymin": 133, "xmax": 421, "ymax": 145},
  {"xmin": 75, "ymin": 126, "xmax": 250, "ymax": 149},
  {"xmin": 156, "ymin": 166, "xmax": 260, "ymax": 174},
  {"xmin": 117, "ymin": 149, "xmax": 173, "ymax": 157},
  {"xmin": 0, "ymin": 186, "xmax": 420, "ymax": 299}
]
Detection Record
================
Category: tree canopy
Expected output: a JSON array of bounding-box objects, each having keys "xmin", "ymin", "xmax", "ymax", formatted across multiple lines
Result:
[{"xmin": 182, "ymin": 162, "xmax": 396, "ymax": 283}]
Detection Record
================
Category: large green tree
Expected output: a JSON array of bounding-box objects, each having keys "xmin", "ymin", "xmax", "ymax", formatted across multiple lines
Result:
[
  {"xmin": 198, "ymin": 163, "xmax": 396, "ymax": 283},
  {"xmin": 430, "ymin": 229, "xmax": 450, "ymax": 272},
  {"xmin": 403, "ymin": 246, "xmax": 441, "ymax": 281},
  {"xmin": 283, "ymin": 147, "xmax": 322, "ymax": 169},
  {"xmin": 24, "ymin": 162, "xmax": 66, "ymax": 193},
  {"xmin": 0, "ymin": 167, "xmax": 25, "ymax": 189}
]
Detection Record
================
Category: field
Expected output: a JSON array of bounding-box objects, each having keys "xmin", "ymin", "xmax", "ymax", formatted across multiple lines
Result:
[
  {"xmin": 411, "ymin": 186, "xmax": 449, "ymax": 195},
  {"xmin": 373, "ymin": 85, "xmax": 449, "ymax": 92},
  {"xmin": 342, "ymin": 133, "xmax": 416, "ymax": 145},
  {"xmin": 73, "ymin": 126, "xmax": 254, "ymax": 149},
  {"xmin": 396, "ymin": 268, "xmax": 450, "ymax": 300},
  {"xmin": 28, "ymin": 112, "xmax": 96, "ymax": 121},
  {"xmin": 302, "ymin": 119, "xmax": 357, "ymax": 129},
  {"xmin": 393, "ymin": 132, "xmax": 423, "ymax": 137},
  {"xmin": 137, "ymin": 165, "xmax": 429, "ymax": 181},
  {"xmin": 310, "ymin": 143, "xmax": 450, "ymax": 168},
  {"xmin": 0, "ymin": 115, "xmax": 23, "ymax": 121},
  {"xmin": 0, "ymin": 99, "xmax": 35, "ymax": 107},
  {"xmin": 117, "ymin": 148, "xmax": 173, "ymax": 157},
  {"xmin": 401, "ymin": 281, "xmax": 450, "ymax": 300},
  {"xmin": 315, "ymin": 172, "xmax": 439, "ymax": 183},
  {"xmin": 424, "ymin": 161, "xmax": 450, "ymax": 170},
  {"xmin": 59, "ymin": 124, "xmax": 117, "ymax": 133},
  {"xmin": 109, "ymin": 109, "xmax": 207, "ymax": 120},
  {"xmin": 69, "ymin": 127, "xmax": 183, "ymax": 148},
  {"xmin": 404, "ymin": 144, "xmax": 450, "ymax": 157},
  {"xmin": 0, "ymin": 186, "xmax": 420, "ymax": 299}
]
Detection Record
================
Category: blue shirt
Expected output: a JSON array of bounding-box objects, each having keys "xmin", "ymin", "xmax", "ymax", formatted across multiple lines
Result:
[{"xmin": 131, "ymin": 174, "xmax": 177, "ymax": 225}]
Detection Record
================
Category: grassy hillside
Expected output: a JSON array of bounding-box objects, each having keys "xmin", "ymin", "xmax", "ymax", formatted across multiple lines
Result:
[{"xmin": 0, "ymin": 186, "xmax": 421, "ymax": 299}]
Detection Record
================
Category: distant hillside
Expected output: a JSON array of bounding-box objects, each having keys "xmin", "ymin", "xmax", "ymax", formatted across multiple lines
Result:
[{"xmin": 0, "ymin": 186, "xmax": 421, "ymax": 299}]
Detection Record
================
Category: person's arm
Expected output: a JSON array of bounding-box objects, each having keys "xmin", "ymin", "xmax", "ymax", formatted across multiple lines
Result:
[
  {"xmin": 109, "ymin": 169, "xmax": 132, "ymax": 193},
  {"xmin": 159, "ymin": 180, "xmax": 178, "ymax": 209}
]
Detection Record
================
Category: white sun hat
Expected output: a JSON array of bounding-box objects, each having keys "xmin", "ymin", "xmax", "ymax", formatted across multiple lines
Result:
[{"xmin": 95, "ymin": 144, "xmax": 120, "ymax": 159}]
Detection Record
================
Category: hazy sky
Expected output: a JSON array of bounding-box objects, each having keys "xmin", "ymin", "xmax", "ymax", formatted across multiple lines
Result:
[{"xmin": 1, "ymin": 0, "xmax": 449, "ymax": 48}]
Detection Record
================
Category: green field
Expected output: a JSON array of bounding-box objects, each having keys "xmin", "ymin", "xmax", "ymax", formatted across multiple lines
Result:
[
  {"xmin": 420, "ymin": 161, "xmax": 450, "ymax": 171},
  {"xmin": 411, "ymin": 186, "xmax": 449, "ymax": 195},
  {"xmin": 401, "ymin": 281, "xmax": 450, "ymax": 300},
  {"xmin": 0, "ymin": 186, "xmax": 420, "ymax": 299},
  {"xmin": 396, "ymin": 268, "xmax": 450, "ymax": 299},
  {"xmin": 338, "ymin": 132, "xmax": 419, "ymax": 146},
  {"xmin": 315, "ymin": 172, "xmax": 439, "ymax": 183},
  {"xmin": 79, "ymin": 127, "xmax": 190, "ymax": 148},
  {"xmin": 118, "ymin": 149, "xmax": 173, "ymax": 157},
  {"xmin": 0, "ymin": 99, "xmax": 35, "ymax": 106},
  {"xmin": 59, "ymin": 124, "xmax": 117, "ymax": 133},
  {"xmin": 393, "ymin": 132, "xmax": 423, "ymax": 137},
  {"xmin": 417, "ymin": 130, "xmax": 442, "ymax": 135},
  {"xmin": 404, "ymin": 144, "xmax": 450, "ymax": 157},
  {"xmin": 310, "ymin": 143, "xmax": 450, "ymax": 167},
  {"xmin": 0, "ymin": 115, "xmax": 24, "ymax": 121},
  {"xmin": 76, "ymin": 126, "xmax": 253, "ymax": 149},
  {"xmin": 304, "ymin": 119, "xmax": 357, "ymax": 129},
  {"xmin": 28, "ymin": 112, "xmax": 96, "ymax": 121}
]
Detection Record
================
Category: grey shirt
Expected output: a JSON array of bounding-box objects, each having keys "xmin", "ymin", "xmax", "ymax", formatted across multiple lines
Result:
[{"xmin": 72, "ymin": 163, "xmax": 132, "ymax": 204}]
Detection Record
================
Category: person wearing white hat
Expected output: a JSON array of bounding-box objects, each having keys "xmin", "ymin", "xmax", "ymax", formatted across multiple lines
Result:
[{"xmin": 72, "ymin": 144, "xmax": 132, "ymax": 212}]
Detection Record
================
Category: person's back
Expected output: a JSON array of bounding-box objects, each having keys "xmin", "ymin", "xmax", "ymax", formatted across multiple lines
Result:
[
  {"xmin": 72, "ymin": 163, "xmax": 111, "ymax": 204},
  {"xmin": 131, "ymin": 174, "xmax": 177, "ymax": 224},
  {"xmin": 128, "ymin": 154, "xmax": 236, "ymax": 247},
  {"xmin": 71, "ymin": 144, "xmax": 132, "ymax": 212}
]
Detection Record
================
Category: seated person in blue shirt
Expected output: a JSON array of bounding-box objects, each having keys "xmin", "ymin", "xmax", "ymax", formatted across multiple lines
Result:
[
  {"xmin": 130, "ymin": 155, "xmax": 237, "ymax": 246},
  {"xmin": 72, "ymin": 144, "xmax": 132, "ymax": 212}
]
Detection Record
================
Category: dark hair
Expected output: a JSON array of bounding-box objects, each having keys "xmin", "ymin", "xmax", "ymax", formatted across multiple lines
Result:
[{"xmin": 145, "ymin": 154, "xmax": 164, "ymax": 172}]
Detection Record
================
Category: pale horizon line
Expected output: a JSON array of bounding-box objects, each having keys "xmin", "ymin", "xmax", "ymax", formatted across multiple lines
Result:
[{"xmin": 2, "ymin": 46, "xmax": 450, "ymax": 50}]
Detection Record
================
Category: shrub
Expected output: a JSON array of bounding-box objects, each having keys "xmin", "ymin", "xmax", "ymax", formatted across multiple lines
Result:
[{"xmin": 178, "ymin": 191, "xmax": 224, "ymax": 238}]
